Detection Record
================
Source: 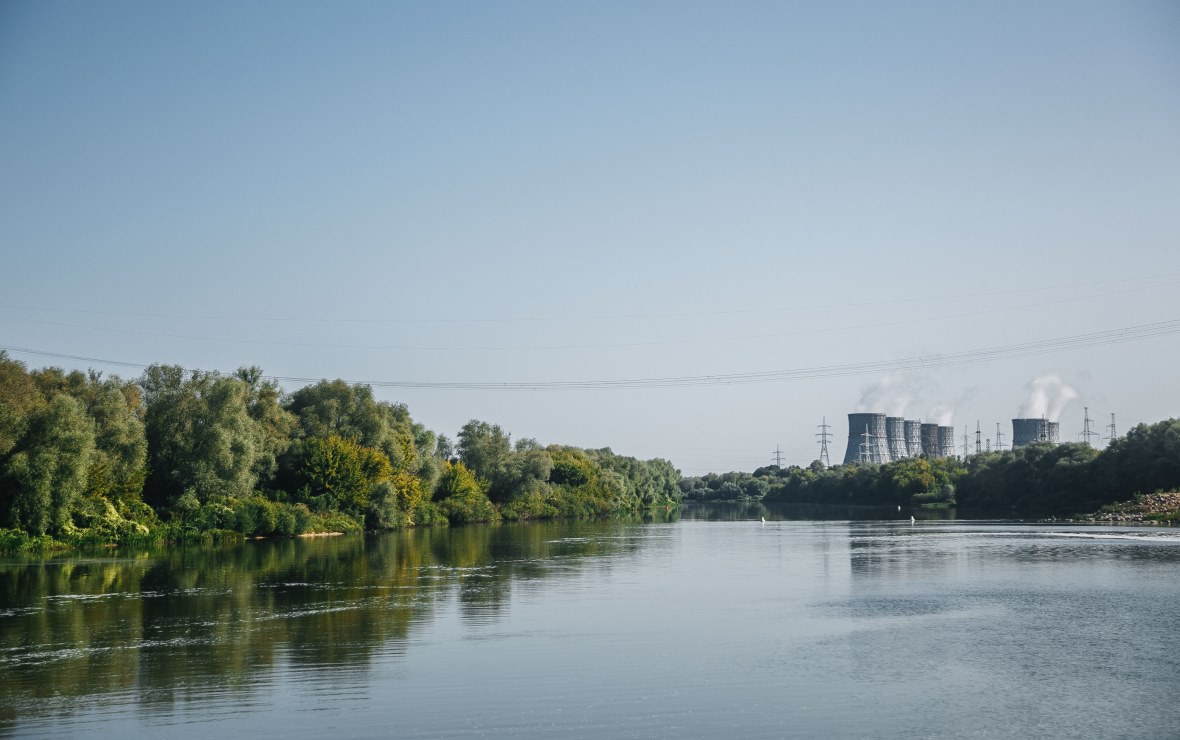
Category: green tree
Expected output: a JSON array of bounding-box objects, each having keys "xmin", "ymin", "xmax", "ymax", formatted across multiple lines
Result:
[
  {"xmin": 141, "ymin": 365, "xmax": 260, "ymax": 509},
  {"xmin": 0, "ymin": 353, "xmax": 44, "ymax": 456},
  {"xmin": 235, "ymin": 366, "xmax": 297, "ymax": 487},
  {"xmin": 457, "ymin": 420, "xmax": 511, "ymax": 486},
  {"xmin": 1, "ymin": 395, "xmax": 96, "ymax": 535},
  {"xmin": 299, "ymin": 434, "xmax": 392, "ymax": 518},
  {"xmin": 285, "ymin": 380, "xmax": 432, "ymax": 497},
  {"xmin": 434, "ymin": 460, "xmax": 498, "ymax": 523}
]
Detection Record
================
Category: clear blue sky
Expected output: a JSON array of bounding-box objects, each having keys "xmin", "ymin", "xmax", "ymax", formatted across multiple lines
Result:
[{"xmin": 2, "ymin": 0, "xmax": 1178, "ymax": 473}]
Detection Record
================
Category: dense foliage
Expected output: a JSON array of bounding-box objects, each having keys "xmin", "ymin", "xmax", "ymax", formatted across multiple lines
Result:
[
  {"xmin": 0, "ymin": 354, "xmax": 680, "ymax": 549},
  {"xmin": 682, "ymin": 418, "xmax": 1180, "ymax": 517}
]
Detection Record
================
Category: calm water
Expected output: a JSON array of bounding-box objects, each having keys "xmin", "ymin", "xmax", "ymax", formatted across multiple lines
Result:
[{"xmin": 3, "ymin": 515, "xmax": 1179, "ymax": 739}]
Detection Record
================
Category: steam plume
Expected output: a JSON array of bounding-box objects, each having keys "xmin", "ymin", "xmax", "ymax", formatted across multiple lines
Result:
[
  {"xmin": 855, "ymin": 372, "xmax": 918, "ymax": 417},
  {"xmin": 1018, "ymin": 374, "xmax": 1078, "ymax": 421},
  {"xmin": 927, "ymin": 404, "xmax": 954, "ymax": 426}
]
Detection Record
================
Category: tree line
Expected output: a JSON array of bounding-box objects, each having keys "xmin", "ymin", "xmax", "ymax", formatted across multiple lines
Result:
[
  {"xmin": 681, "ymin": 417, "xmax": 1180, "ymax": 517},
  {"xmin": 0, "ymin": 353, "xmax": 680, "ymax": 549}
]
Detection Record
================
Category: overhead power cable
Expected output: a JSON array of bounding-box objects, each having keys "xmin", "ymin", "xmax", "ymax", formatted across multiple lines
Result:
[
  {"xmin": 3, "ymin": 318, "xmax": 1177, "ymax": 391},
  {"xmin": 0, "ymin": 272, "xmax": 1176, "ymax": 325},
  {"xmin": 0, "ymin": 280, "xmax": 1174, "ymax": 352}
]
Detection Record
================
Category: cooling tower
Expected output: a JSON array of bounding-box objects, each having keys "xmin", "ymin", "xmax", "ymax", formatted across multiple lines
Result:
[
  {"xmin": 904, "ymin": 420, "xmax": 922, "ymax": 458},
  {"xmin": 937, "ymin": 426, "xmax": 957, "ymax": 458},
  {"xmin": 920, "ymin": 423, "xmax": 940, "ymax": 457},
  {"xmin": 843, "ymin": 413, "xmax": 890, "ymax": 464},
  {"xmin": 1012, "ymin": 418, "xmax": 1059, "ymax": 447},
  {"xmin": 886, "ymin": 417, "xmax": 907, "ymax": 462}
]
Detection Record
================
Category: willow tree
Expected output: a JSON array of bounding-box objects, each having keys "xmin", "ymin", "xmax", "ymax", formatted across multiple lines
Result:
[
  {"xmin": 141, "ymin": 365, "xmax": 261, "ymax": 509},
  {"xmin": 0, "ymin": 352, "xmax": 44, "ymax": 456},
  {"xmin": 1, "ymin": 395, "xmax": 96, "ymax": 535},
  {"xmin": 286, "ymin": 380, "xmax": 434, "ymax": 520}
]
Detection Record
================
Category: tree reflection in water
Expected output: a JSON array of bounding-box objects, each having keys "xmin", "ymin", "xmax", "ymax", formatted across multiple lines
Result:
[{"xmin": 0, "ymin": 513, "xmax": 676, "ymax": 726}]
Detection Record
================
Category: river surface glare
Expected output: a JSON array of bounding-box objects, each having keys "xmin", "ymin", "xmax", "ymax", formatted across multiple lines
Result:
[{"xmin": 3, "ymin": 516, "xmax": 1179, "ymax": 738}]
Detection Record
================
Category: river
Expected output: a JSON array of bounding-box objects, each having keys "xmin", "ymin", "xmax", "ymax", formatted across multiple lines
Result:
[{"xmin": 3, "ymin": 512, "xmax": 1178, "ymax": 738}]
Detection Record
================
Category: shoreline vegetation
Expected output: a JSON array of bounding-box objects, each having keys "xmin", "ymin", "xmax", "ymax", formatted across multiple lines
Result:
[
  {"xmin": 2, "ymin": 352, "xmax": 1177, "ymax": 554},
  {"xmin": 0, "ymin": 353, "xmax": 679, "ymax": 553},
  {"xmin": 680, "ymin": 416, "xmax": 1180, "ymax": 522}
]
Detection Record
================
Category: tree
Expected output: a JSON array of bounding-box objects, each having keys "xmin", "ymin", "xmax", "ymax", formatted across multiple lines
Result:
[
  {"xmin": 235, "ymin": 366, "xmax": 296, "ymax": 487},
  {"xmin": 285, "ymin": 379, "xmax": 431, "ymax": 496},
  {"xmin": 457, "ymin": 420, "xmax": 511, "ymax": 486},
  {"xmin": 141, "ymin": 365, "xmax": 260, "ymax": 509},
  {"xmin": 434, "ymin": 460, "xmax": 498, "ymax": 523},
  {"xmin": 0, "ymin": 352, "xmax": 44, "ymax": 456},
  {"xmin": 1, "ymin": 395, "xmax": 96, "ymax": 535},
  {"xmin": 299, "ymin": 434, "xmax": 392, "ymax": 518}
]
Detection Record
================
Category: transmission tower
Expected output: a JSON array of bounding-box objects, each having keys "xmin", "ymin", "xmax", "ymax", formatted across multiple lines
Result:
[
  {"xmin": 986, "ymin": 438, "xmax": 991, "ymax": 453},
  {"xmin": 962, "ymin": 426, "xmax": 971, "ymax": 459},
  {"xmin": 975, "ymin": 421, "xmax": 982, "ymax": 455},
  {"xmin": 1104, "ymin": 413, "xmax": 1118, "ymax": 445},
  {"xmin": 858, "ymin": 424, "xmax": 873, "ymax": 464},
  {"xmin": 995, "ymin": 422, "xmax": 1006, "ymax": 452},
  {"xmin": 1079, "ymin": 407, "xmax": 1099, "ymax": 448},
  {"xmin": 772, "ymin": 445, "xmax": 784, "ymax": 467},
  {"xmin": 816, "ymin": 417, "xmax": 832, "ymax": 468}
]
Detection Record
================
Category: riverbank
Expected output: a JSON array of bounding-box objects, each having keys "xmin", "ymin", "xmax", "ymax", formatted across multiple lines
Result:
[{"xmin": 1081, "ymin": 491, "xmax": 1180, "ymax": 523}]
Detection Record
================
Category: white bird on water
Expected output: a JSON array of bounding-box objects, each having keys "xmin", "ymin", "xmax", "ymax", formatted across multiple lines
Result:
[
  {"xmin": 760, "ymin": 516, "xmax": 766, "ymax": 523},
  {"xmin": 910, "ymin": 515, "xmax": 916, "ymax": 524}
]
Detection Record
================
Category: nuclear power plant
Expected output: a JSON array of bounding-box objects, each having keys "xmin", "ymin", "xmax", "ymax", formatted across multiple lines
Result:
[
  {"xmin": 843, "ymin": 413, "xmax": 956, "ymax": 464},
  {"xmin": 842, "ymin": 412, "xmax": 1067, "ymax": 464}
]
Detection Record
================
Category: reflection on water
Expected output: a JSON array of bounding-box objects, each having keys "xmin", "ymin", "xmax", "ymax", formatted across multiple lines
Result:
[
  {"xmin": 0, "ymin": 519, "xmax": 670, "ymax": 732},
  {"xmin": 681, "ymin": 500, "xmax": 959, "ymax": 521},
  {"xmin": 3, "ymin": 515, "xmax": 1179, "ymax": 739}
]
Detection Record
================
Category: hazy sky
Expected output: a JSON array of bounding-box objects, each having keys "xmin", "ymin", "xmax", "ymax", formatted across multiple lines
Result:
[{"xmin": 2, "ymin": 1, "xmax": 1178, "ymax": 473}]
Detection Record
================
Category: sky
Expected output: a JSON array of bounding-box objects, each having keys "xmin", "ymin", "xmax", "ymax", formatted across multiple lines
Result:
[{"xmin": 1, "ymin": 0, "xmax": 1178, "ymax": 474}]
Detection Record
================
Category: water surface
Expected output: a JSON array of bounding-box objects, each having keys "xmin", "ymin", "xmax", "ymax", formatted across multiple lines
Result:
[{"xmin": 3, "ymin": 518, "xmax": 1178, "ymax": 738}]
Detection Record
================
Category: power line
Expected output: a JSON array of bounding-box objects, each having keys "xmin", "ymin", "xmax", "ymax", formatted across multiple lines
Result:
[
  {"xmin": 3, "ymin": 317, "xmax": 1179, "ymax": 391},
  {"xmin": 2, "ymin": 271, "xmax": 1175, "ymax": 325},
  {"xmin": 3, "ymin": 280, "xmax": 1175, "ymax": 353}
]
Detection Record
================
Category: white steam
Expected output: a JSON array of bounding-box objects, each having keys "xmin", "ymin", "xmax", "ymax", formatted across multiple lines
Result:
[
  {"xmin": 927, "ymin": 404, "xmax": 954, "ymax": 426},
  {"xmin": 1018, "ymin": 374, "xmax": 1078, "ymax": 421},
  {"xmin": 855, "ymin": 372, "xmax": 918, "ymax": 417}
]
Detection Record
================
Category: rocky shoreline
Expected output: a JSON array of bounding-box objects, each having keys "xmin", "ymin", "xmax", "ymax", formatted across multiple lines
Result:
[{"xmin": 1082, "ymin": 491, "xmax": 1180, "ymax": 523}]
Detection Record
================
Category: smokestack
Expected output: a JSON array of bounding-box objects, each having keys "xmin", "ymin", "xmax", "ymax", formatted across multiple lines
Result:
[
  {"xmin": 937, "ymin": 426, "xmax": 956, "ymax": 458},
  {"xmin": 904, "ymin": 420, "xmax": 922, "ymax": 458},
  {"xmin": 920, "ymin": 423, "xmax": 940, "ymax": 457},
  {"xmin": 886, "ymin": 417, "xmax": 907, "ymax": 462},
  {"xmin": 843, "ymin": 413, "xmax": 890, "ymax": 464}
]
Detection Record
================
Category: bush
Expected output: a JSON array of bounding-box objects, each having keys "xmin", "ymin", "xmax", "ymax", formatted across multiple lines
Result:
[
  {"xmin": 0, "ymin": 528, "xmax": 68, "ymax": 553},
  {"xmin": 500, "ymin": 484, "xmax": 559, "ymax": 521},
  {"xmin": 438, "ymin": 489, "xmax": 499, "ymax": 523},
  {"xmin": 304, "ymin": 510, "xmax": 363, "ymax": 535}
]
